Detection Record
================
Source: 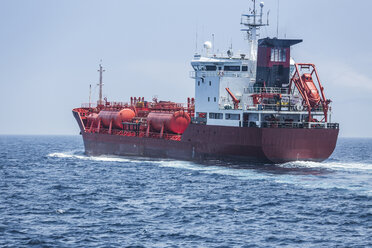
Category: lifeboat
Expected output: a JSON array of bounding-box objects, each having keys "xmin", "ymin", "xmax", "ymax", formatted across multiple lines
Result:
[{"xmin": 301, "ymin": 74, "xmax": 321, "ymax": 107}]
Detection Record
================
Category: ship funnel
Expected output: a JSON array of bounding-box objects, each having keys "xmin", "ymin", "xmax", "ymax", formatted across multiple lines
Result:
[{"xmin": 255, "ymin": 38, "xmax": 302, "ymax": 89}]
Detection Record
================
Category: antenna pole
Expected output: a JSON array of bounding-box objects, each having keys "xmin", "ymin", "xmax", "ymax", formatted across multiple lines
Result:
[
  {"xmin": 241, "ymin": 0, "xmax": 268, "ymax": 60},
  {"xmin": 212, "ymin": 34, "xmax": 215, "ymax": 54},
  {"xmin": 260, "ymin": 2, "xmax": 263, "ymax": 24},
  {"xmin": 195, "ymin": 30, "xmax": 198, "ymax": 53},
  {"xmin": 277, "ymin": 0, "xmax": 280, "ymax": 38},
  {"xmin": 89, "ymin": 84, "xmax": 92, "ymax": 108},
  {"xmin": 97, "ymin": 64, "xmax": 105, "ymax": 106},
  {"xmin": 253, "ymin": 0, "xmax": 256, "ymax": 25}
]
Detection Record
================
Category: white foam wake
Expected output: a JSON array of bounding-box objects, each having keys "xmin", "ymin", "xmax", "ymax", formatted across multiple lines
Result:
[
  {"xmin": 48, "ymin": 152, "xmax": 372, "ymax": 172},
  {"xmin": 47, "ymin": 151, "xmax": 165, "ymax": 164},
  {"xmin": 48, "ymin": 152, "xmax": 267, "ymax": 179},
  {"xmin": 280, "ymin": 160, "xmax": 372, "ymax": 172},
  {"xmin": 159, "ymin": 161, "xmax": 271, "ymax": 180},
  {"xmin": 47, "ymin": 152, "xmax": 372, "ymax": 195},
  {"xmin": 159, "ymin": 160, "xmax": 372, "ymax": 195}
]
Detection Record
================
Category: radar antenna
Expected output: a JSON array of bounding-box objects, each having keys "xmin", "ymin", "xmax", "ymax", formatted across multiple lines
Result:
[{"xmin": 241, "ymin": 0, "xmax": 269, "ymax": 60}]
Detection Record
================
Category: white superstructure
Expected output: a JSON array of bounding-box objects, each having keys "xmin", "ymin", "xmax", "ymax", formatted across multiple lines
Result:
[
  {"xmin": 190, "ymin": 0, "xmax": 268, "ymax": 127},
  {"xmin": 191, "ymin": 54, "xmax": 255, "ymax": 127},
  {"xmin": 190, "ymin": 1, "xmax": 333, "ymax": 129}
]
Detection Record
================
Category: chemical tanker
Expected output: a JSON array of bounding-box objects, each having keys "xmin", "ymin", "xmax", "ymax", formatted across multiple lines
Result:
[{"xmin": 73, "ymin": 1, "xmax": 339, "ymax": 163}]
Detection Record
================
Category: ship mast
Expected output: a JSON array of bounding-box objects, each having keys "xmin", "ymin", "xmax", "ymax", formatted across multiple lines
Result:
[
  {"xmin": 241, "ymin": 0, "xmax": 269, "ymax": 60},
  {"xmin": 97, "ymin": 64, "xmax": 105, "ymax": 106},
  {"xmin": 89, "ymin": 84, "xmax": 92, "ymax": 108}
]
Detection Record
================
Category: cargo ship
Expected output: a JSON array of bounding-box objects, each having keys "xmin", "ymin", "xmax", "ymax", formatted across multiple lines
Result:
[{"xmin": 73, "ymin": 1, "xmax": 339, "ymax": 164}]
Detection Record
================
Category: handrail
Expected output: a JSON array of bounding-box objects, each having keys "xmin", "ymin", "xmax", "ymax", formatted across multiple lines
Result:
[
  {"xmin": 190, "ymin": 71, "xmax": 250, "ymax": 78},
  {"xmin": 250, "ymin": 104, "xmax": 324, "ymax": 112},
  {"xmin": 81, "ymin": 103, "xmax": 97, "ymax": 108},
  {"xmin": 219, "ymin": 103, "xmax": 325, "ymax": 113},
  {"xmin": 246, "ymin": 87, "xmax": 288, "ymax": 94},
  {"xmin": 259, "ymin": 121, "xmax": 339, "ymax": 129}
]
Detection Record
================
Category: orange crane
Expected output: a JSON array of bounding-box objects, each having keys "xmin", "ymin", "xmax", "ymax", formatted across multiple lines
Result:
[{"xmin": 225, "ymin": 88, "xmax": 240, "ymax": 109}]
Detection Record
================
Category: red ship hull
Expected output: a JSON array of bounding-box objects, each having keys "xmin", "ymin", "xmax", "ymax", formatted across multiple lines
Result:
[{"xmin": 74, "ymin": 111, "xmax": 339, "ymax": 164}]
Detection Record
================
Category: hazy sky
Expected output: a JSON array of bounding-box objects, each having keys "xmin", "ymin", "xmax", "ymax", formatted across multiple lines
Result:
[{"xmin": 1, "ymin": 0, "xmax": 371, "ymax": 137}]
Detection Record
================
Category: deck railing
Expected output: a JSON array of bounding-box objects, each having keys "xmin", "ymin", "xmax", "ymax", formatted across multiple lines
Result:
[
  {"xmin": 259, "ymin": 121, "xmax": 339, "ymax": 129},
  {"xmin": 246, "ymin": 87, "xmax": 288, "ymax": 94},
  {"xmin": 190, "ymin": 71, "xmax": 250, "ymax": 78},
  {"xmin": 252, "ymin": 104, "xmax": 324, "ymax": 112},
  {"xmin": 81, "ymin": 103, "xmax": 97, "ymax": 108}
]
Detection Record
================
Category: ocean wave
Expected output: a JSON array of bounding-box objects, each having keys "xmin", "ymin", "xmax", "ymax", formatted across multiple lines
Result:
[
  {"xmin": 48, "ymin": 152, "xmax": 268, "ymax": 180},
  {"xmin": 47, "ymin": 152, "xmax": 371, "ymax": 195},
  {"xmin": 48, "ymin": 152, "xmax": 372, "ymax": 173},
  {"xmin": 47, "ymin": 151, "xmax": 172, "ymax": 165},
  {"xmin": 48, "ymin": 152, "xmax": 132, "ymax": 163},
  {"xmin": 279, "ymin": 161, "xmax": 372, "ymax": 171},
  {"xmin": 159, "ymin": 161, "xmax": 275, "ymax": 180},
  {"xmin": 158, "ymin": 161, "xmax": 206, "ymax": 171},
  {"xmin": 158, "ymin": 160, "xmax": 372, "ymax": 195}
]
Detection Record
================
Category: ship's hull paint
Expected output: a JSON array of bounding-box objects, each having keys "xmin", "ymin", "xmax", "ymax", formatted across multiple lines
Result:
[{"xmin": 73, "ymin": 111, "xmax": 339, "ymax": 164}]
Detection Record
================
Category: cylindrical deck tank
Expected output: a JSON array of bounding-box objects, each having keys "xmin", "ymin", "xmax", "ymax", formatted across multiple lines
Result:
[
  {"xmin": 147, "ymin": 111, "xmax": 191, "ymax": 134},
  {"xmin": 98, "ymin": 109, "xmax": 136, "ymax": 129},
  {"xmin": 86, "ymin": 113, "xmax": 99, "ymax": 126}
]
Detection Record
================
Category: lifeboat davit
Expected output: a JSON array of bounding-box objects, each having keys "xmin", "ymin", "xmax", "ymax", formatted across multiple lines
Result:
[
  {"xmin": 147, "ymin": 111, "xmax": 191, "ymax": 134},
  {"xmin": 98, "ymin": 109, "xmax": 136, "ymax": 129},
  {"xmin": 301, "ymin": 74, "xmax": 321, "ymax": 107}
]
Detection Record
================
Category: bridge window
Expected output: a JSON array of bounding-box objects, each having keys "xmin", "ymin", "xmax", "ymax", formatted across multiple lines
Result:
[
  {"xmin": 209, "ymin": 113, "xmax": 223, "ymax": 119},
  {"xmin": 209, "ymin": 81, "xmax": 211, "ymax": 86},
  {"xmin": 242, "ymin": 66, "xmax": 248, "ymax": 71},
  {"xmin": 271, "ymin": 48, "xmax": 286, "ymax": 62},
  {"xmin": 206, "ymin": 65, "xmax": 217, "ymax": 71},
  {"xmin": 224, "ymin": 66, "xmax": 240, "ymax": 71},
  {"xmin": 208, "ymin": 97, "xmax": 210, "ymax": 102},
  {"xmin": 198, "ymin": 81, "xmax": 200, "ymax": 86},
  {"xmin": 214, "ymin": 97, "xmax": 216, "ymax": 102},
  {"xmin": 225, "ymin": 114, "xmax": 240, "ymax": 120}
]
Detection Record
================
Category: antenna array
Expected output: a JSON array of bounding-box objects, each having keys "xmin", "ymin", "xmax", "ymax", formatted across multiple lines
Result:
[{"xmin": 240, "ymin": 0, "xmax": 269, "ymax": 59}]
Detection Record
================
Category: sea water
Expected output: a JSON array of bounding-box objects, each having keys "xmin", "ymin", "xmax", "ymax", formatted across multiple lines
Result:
[{"xmin": 0, "ymin": 135, "xmax": 371, "ymax": 247}]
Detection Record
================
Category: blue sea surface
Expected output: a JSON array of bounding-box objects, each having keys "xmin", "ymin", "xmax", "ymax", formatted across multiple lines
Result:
[{"xmin": 0, "ymin": 135, "xmax": 371, "ymax": 247}]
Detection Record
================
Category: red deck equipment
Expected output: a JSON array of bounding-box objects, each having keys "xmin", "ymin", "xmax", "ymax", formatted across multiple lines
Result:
[
  {"xmin": 289, "ymin": 63, "xmax": 329, "ymax": 122},
  {"xmin": 225, "ymin": 88, "xmax": 240, "ymax": 109},
  {"xmin": 98, "ymin": 109, "xmax": 136, "ymax": 129},
  {"xmin": 148, "ymin": 111, "xmax": 191, "ymax": 134}
]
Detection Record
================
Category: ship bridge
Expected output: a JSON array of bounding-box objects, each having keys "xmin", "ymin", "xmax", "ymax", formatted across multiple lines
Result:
[
  {"xmin": 190, "ymin": 37, "xmax": 336, "ymax": 130},
  {"xmin": 187, "ymin": 0, "xmax": 337, "ymax": 131},
  {"xmin": 190, "ymin": 51, "xmax": 256, "ymax": 127}
]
